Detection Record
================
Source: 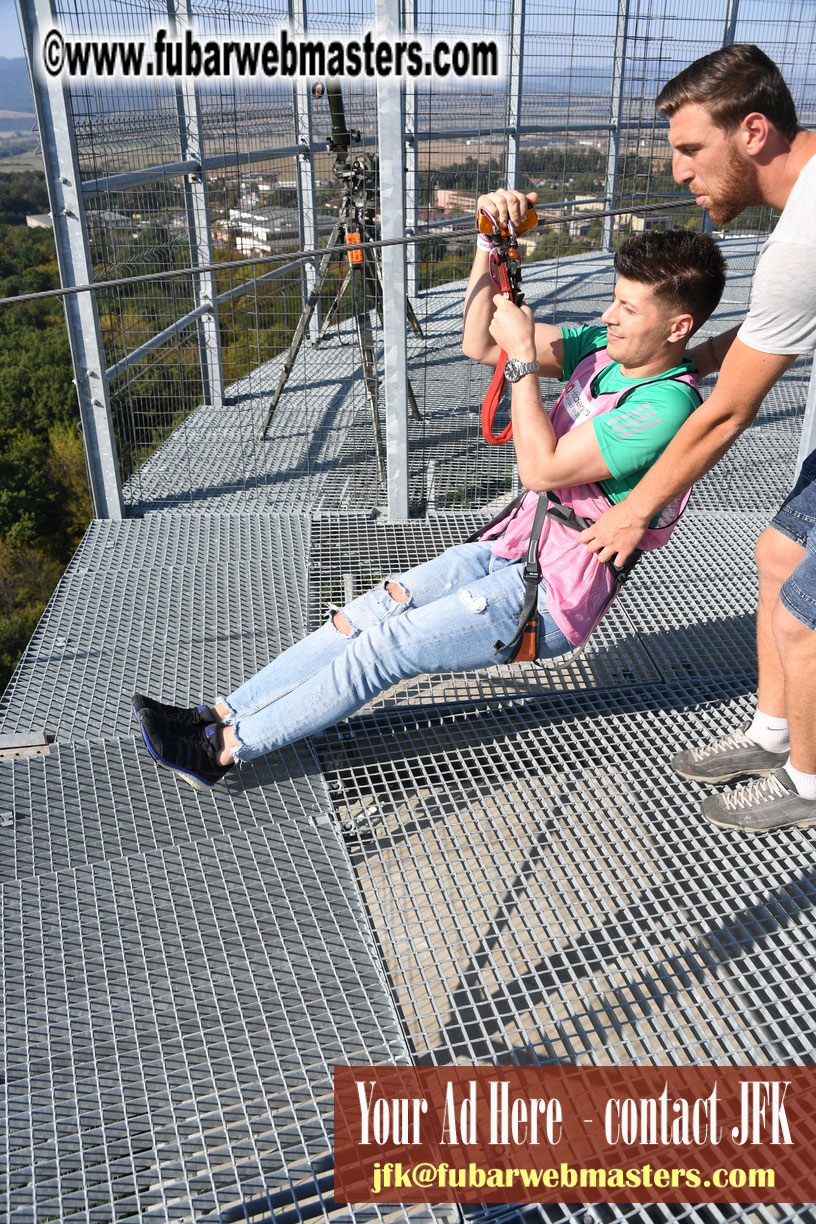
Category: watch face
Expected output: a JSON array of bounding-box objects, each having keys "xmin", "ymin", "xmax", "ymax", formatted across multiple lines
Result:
[{"xmin": 505, "ymin": 359, "xmax": 537, "ymax": 382}]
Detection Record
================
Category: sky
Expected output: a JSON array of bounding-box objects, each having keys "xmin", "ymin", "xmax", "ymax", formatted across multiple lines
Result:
[{"xmin": 0, "ymin": 0, "xmax": 22, "ymax": 59}]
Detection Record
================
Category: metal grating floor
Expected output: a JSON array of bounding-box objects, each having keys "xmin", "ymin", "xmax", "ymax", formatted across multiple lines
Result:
[
  {"xmin": 693, "ymin": 426, "xmax": 800, "ymax": 513},
  {"xmin": 3, "ymin": 239, "xmax": 816, "ymax": 1224},
  {"xmin": 1, "ymin": 815, "xmax": 452, "ymax": 1224},
  {"xmin": 465, "ymin": 1203, "xmax": 808, "ymax": 1224},
  {"xmin": 315, "ymin": 675, "xmax": 812, "ymax": 1224},
  {"xmin": 0, "ymin": 734, "xmax": 328, "ymax": 884},
  {"xmin": 0, "ymin": 514, "xmax": 311, "ymax": 743}
]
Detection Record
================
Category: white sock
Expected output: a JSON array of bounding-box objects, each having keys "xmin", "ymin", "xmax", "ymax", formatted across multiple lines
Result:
[
  {"xmin": 746, "ymin": 710, "xmax": 790, "ymax": 753},
  {"xmin": 784, "ymin": 761, "xmax": 816, "ymax": 800}
]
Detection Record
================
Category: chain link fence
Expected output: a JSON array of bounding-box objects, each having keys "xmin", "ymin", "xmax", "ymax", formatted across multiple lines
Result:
[{"xmin": 16, "ymin": 0, "xmax": 816, "ymax": 517}]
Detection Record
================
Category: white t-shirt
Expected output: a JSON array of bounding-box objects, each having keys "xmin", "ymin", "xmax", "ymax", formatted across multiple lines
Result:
[{"xmin": 737, "ymin": 151, "xmax": 816, "ymax": 355}]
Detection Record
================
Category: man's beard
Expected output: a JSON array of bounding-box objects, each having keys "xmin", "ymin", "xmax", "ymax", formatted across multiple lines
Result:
[{"xmin": 705, "ymin": 147, "xmax": 759, "ymax": 224}]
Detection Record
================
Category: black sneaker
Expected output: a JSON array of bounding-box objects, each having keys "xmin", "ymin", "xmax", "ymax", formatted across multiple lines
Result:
[
  {"xmin": 138, "ymin": 710, "xmax": 234, "ymax": 792},
  {"xmin": 132, "ymin": 692, "xmax": 220, "ymax": 727}
]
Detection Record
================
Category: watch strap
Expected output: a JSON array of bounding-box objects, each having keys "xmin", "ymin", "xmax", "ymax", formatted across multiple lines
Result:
[{"xmin": 504, "ymin": 358, "xmax": 540, "ymax": 383}]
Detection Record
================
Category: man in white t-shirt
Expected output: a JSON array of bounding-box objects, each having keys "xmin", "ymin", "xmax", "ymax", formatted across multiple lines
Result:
[{"xmin": 578, "ymin": 44, "xmax": 816, "ymax": 832}]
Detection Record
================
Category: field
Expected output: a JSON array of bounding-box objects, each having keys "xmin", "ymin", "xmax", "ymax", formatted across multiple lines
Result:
[{"xmin": 0, "ymin": 110, "xmax": 41, "ymax": 171}]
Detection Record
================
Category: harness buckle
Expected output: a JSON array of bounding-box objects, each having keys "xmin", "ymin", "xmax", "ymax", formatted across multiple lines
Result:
[
  {"xmin": 608, "ymin": 551, "xmax": 642, "ymax": 584},
  {"xmin": 543, "ymin": 499, "xmax": 594, "ymax": 533}
]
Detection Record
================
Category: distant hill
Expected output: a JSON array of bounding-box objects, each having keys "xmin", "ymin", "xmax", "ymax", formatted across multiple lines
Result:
[{"xmin": 0, "ymin": 58, "xmax": 34, "ymax": 114}]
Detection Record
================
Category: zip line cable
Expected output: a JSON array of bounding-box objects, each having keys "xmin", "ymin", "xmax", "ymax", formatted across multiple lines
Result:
[{"xmin": 0, "ymin": 197, "xmax": 695, "ymax": 307}]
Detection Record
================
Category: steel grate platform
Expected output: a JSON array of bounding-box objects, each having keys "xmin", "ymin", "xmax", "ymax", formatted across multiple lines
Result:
[
  {"xmin": 617, "ymin": 508, "xmax": 766, "ymax": 686},
  {"xmin": 0, "ymin": 514, "xmax": 311, "ymax": 743},
  {"xmin": 0, "ymin": 734, "xmax": 328, "ymax": 884},
  {"xmin": 465, "ymin": 1204, "xmax": 807, "ymax": 1224},
  {"xmin": 4, "ymin": 234, "xmax": 816, "ymax": 1224},
  {"xmin": 319, "ymin": 677, "xmax": 816, "ymax": 1069},
  {"xmin": 693, "ymin": 427, "xmax": 800, "ymax": 513},
  {"xmin": 1, "ymin": 808, "xmax": 453, "ymax": 1224}
]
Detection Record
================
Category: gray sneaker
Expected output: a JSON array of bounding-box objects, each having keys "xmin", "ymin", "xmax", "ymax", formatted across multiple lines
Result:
[
  {"xmin": 672, "ymin": 721, "xmax": 788, "ymax": 783},
  {"xmin": 703, "ymin": 767, "xmax": 816, "ymax": 833}
]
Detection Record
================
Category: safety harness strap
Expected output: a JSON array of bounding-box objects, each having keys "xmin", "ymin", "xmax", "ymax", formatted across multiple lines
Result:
[
  {"xmin": 542, "ymin": 491, "xmax": 643, "ymax": 585},
  {"xmin": 493, "ymin": 491, "xmax": 552, "ymax": 661},
  {"xmin": 489, "ymin": 490, "xmax": 643, "ymax": 662},
  {"xmin": 465, "ymin": 490, "xmax": 526, "ymax": 544}
]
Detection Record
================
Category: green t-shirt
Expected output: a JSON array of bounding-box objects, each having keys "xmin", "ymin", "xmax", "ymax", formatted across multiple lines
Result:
[{"xmin": 559, "ymin": 324, "xmax": 700, "ymax": 505}]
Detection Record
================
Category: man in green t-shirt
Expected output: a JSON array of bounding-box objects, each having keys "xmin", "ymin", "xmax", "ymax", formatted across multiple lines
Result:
[
  {"xmin": 558, "ymin": 323, "xmax": 702, "ymax": 506},
  {"xmin": 463, "ymin": 193, "xmax": 719, "ymax": 520},
  {"xmin": 133, "ymin": 221, "xmax": 725, "ymax": 792}
]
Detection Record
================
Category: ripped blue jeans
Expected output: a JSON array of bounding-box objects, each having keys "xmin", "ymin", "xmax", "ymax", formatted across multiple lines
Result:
[{"xmin": 221, "ymin": 541, "xmax": 571, "ymax": 761}]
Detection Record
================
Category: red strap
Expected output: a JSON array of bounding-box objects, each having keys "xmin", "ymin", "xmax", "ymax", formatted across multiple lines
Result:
[
  {"xmin": 481, "ymin": 256, "xmax": 516, "ymax": 444},
  {"xmin": 477, "ymin": 206, "xmax": 539, "ymax": 446},
  {"xmin": 481, "ymin": 352, "xmax": 513, "ymax": 445}
]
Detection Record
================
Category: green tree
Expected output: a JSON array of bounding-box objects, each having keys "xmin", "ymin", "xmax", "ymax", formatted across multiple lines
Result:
[{"xmin": 0, "ymin": 172, "xmax": 92, "ymax": 692}]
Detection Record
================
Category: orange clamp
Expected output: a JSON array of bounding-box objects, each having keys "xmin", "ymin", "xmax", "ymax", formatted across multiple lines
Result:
[
  {"xmin": 346, "ymin": 231, "xmax": 363, "ymax": 265},
  {"xmin": 478, "ymin": 206, "xmax": 538, "ymax": 238}
]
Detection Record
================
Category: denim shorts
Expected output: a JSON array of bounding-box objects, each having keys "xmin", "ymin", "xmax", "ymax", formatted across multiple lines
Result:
[{"xmin": 771, "ymin": 449, "xmax": 816, "ymax": 631}]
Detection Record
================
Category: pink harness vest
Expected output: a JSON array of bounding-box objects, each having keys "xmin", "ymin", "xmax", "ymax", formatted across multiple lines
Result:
[{"xmin": 483, "ymin": 347, "xmax": 700, "ymax": 645}]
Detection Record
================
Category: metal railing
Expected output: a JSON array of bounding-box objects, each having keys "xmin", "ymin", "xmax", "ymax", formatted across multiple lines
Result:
[{"xmin": 15, "ymin": 0, "xmax": 816, "ymax": 519}]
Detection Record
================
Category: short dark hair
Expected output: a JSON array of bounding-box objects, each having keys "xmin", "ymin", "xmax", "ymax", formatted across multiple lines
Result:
[
  {"xmin": 656, "ymin": 44, "xmax": 798, "ymax": 141},
  {"xmin": 613, "ymin": 229, "xmax": 726, "ymax": 331}
]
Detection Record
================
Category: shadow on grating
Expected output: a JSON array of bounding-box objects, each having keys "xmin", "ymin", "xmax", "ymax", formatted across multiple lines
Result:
[
  {"xmin": 465, "ymin": 1202, "xmax": 808, "ymax": 1224},
  {"xmin": 693, "ymin": 427, "xmax": 800, "ymax": 513},
  {"xmin": 0, "ymin": 514, "xmax": 310, "ymax": 744},
  {"xmin": 316, "ymin": 675, "xmax": 760, "ymax": 827},
  {"xmin": 317, "ymin": 677, "xmax": 816, "ymax": 1074},
  {"xmin": 121, "ymin": 342, "xmax": 367, "ymax": 514},
  {"xmin": 0, "ymin": 814, "xmax": 455, "ymax": 1224},
  {"xmin": 619, "ymin": 508, "xmax": 766, "ymax": 686}
]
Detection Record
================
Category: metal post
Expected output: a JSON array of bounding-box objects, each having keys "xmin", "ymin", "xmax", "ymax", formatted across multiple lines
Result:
[
  {"xmin": 795, "ymin": 362, "xmax": 816, "ymax": 479},
  {"xmin": 602, "ymin": 0, "xmax": 629, "ymax": 252},
  {"xmin": 168, "ymin": 0, "xmax": 224, "ymax": 409},
  {"xmin": 403, "ymin": 0, "xmax": 419, "ymax": 298},
  {"xmin": 703, "ymin": 0, "xmax": 740, "ymax": 234},
  {"xmin": 19, "ymin": 0, "xmax": 124, "ymax": 519},
  {"xmin": 505, "ymin": 0, "xmax": 525, "ymax": 189},
  {"xmin": 290, "ymin": 0, "xmax": 320, "ymax": 339},
  {"xmin": 376, "ymin": 0, "xmax": 410, "ymax": 520},
  {"xmin": 723, "ymin": 0, "xmax": 740, "ymax": 46}
]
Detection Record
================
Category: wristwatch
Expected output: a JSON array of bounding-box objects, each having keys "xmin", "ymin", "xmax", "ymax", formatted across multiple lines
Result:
[{"xmin": 504, "ymin": 357, "xmax": 540, "ymax": 383}]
